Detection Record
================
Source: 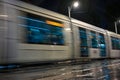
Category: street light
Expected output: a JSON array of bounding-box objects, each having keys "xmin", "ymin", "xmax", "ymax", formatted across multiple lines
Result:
[
  {"xmin": 68, "ymin": 0, "xmax": 80, "ymax": 19},
  {"xmin": 114, "ymin": 21, "xmax": 118, "ymax": 34},
  {"xmin": 68, "ymin": 0, "xmax": 80, "ymax": 58},
  {"xmin": 114, "ymin": 19, "xmax": 120, "ymax": 34},
  {"xmin": 73, "ymin": 1, "xmax": 79, "ymax": 8}
]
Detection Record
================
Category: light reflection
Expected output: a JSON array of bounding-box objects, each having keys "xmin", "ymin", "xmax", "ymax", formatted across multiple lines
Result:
[
  {"xmin": 0, "ymin": 15, "xmax": 8, "ymax": 17},
  {"xmin": 65, "ymin": 28, "xmax": 71, "ymax": 31}
]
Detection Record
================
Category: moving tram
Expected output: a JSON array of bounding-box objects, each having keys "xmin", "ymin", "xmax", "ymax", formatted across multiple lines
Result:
[{"xmin": 0, "ymin": 0, "xmax": 120, "ymax": 65}]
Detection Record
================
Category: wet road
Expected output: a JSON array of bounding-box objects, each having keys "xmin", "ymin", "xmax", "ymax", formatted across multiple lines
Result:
[{"xmin": 0, "ymin": 59, "xmax": 120, "ymax": 80}]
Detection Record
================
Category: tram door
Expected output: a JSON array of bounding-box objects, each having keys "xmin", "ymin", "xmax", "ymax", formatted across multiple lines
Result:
[
  {"xmin": 98, "ymin": 34, "xmax": 106, "ymax": 57},
  {"xmin": 79, "ymin": 28, "xmax": 89, "ymax": 57}
]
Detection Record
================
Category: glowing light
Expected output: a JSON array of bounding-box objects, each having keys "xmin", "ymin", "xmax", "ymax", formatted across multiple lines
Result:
[
  {"xmin": 118, "ymin": 20, "xmax": 120, "ymax": 23},
  {"xmin": 65, "ymin": 28, "xmax": 71, "ymax": 31},
  {"xmin": 0, "ymin": 15, "xmax": 8, "ymax": 17},
  {"xmin": 46, "ymin": 20, "xmax": 64, "ymax": 27},
  {"xmin": 73, "ymin": 1, "xmax": 79, "ymax": 8}
]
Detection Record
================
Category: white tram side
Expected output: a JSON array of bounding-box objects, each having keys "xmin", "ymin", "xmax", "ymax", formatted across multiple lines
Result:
[
  {"xmin": 0, "ymin": 0, "xmax": 72, "ymax": 64},
  {"xmin": 71, "ymin": 19, "xmax": 108, "ymax": 59},
  {"xmin": 106, "ymin": 31, "xmax": 120, "ymax": 58},
  {"xmin": 0, "ymin": 0, "xmax": 120, "ymax": 64}
]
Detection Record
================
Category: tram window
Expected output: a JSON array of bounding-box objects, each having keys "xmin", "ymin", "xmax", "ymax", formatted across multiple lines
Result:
[
  {"xmin": 79, "ymin": 28, "xmax": 88, "ymax": 57},
  {"xmin": 18, "ymin": 13, "xmax": 64, "ymax": 45},
  {"xmin": 90, "ymin": 31, "xmax": 98, "ymax": 48},
  {"xmin": 98, "ymin": 33, "xmax": 106, "ymax": 57},
  {"xmin": 119, "ymin": 39, "xmax": 120, "ymax": 50},
  {"xmin": 98, "ymin": 34, "xmax": 106, "ymax": 48},
  {"xmin": 111, "ymin": 37, "xmax": 120, "ymax": 49},
  {"xmin": 50, "ymin": 25, "xmax": 64, "ymax": 45},
  {"xmin": 116, "ymin": 39, "xmax": 119, "ymax": 49},
  {"xmin": 79, "ymin": 28, "xmax": 87, "ymax": 46},
  {"xmin": 111, "ymin": 37, "xmax": 115, "ymax": 49}
]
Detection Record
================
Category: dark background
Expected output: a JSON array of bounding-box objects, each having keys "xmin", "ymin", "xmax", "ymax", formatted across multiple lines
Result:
[{"xmin": 20, "ymin": 0, "xmax": 120, "ymax": 34}]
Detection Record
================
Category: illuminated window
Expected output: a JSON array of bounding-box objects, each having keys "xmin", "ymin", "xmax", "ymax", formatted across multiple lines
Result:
[
  {"xmin": 111, "ymin": 37, "xmax": 120, "ymax": 50},
  {"xmin": 98, "ymin": 33, "xmax": 106, "ymax": 57},
  {"xmin": 79, "ymin": 28, "xmax": 88, "ymax": 57},
  {"xmin": 90, "ymin": 31, "xmax": 98, "ymax": 48},
  {"xmin": 18, "ymin": 12, "xmax": 64, "ymax": 45}
]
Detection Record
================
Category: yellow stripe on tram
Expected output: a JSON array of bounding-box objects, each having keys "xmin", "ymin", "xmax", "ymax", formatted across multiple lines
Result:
[{"xmin": 46, "ymin": 20, "xmax": 64, "ymax": 27}]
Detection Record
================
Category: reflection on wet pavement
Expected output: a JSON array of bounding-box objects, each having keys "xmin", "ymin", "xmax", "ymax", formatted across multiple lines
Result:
[{"xmin": 0, "ymin": 59, "xmax": 120, "ymax": 80}]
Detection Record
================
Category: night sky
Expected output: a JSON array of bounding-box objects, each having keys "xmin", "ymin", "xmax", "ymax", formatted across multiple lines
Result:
[{"xmin": 20, "ymin": 0, "xmax": 120, "ymax": 34}]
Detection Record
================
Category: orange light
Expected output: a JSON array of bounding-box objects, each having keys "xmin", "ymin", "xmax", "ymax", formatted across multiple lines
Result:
[{"xmin": 46, "ymin": 20, "xmax": 64, "ymax": 27}]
